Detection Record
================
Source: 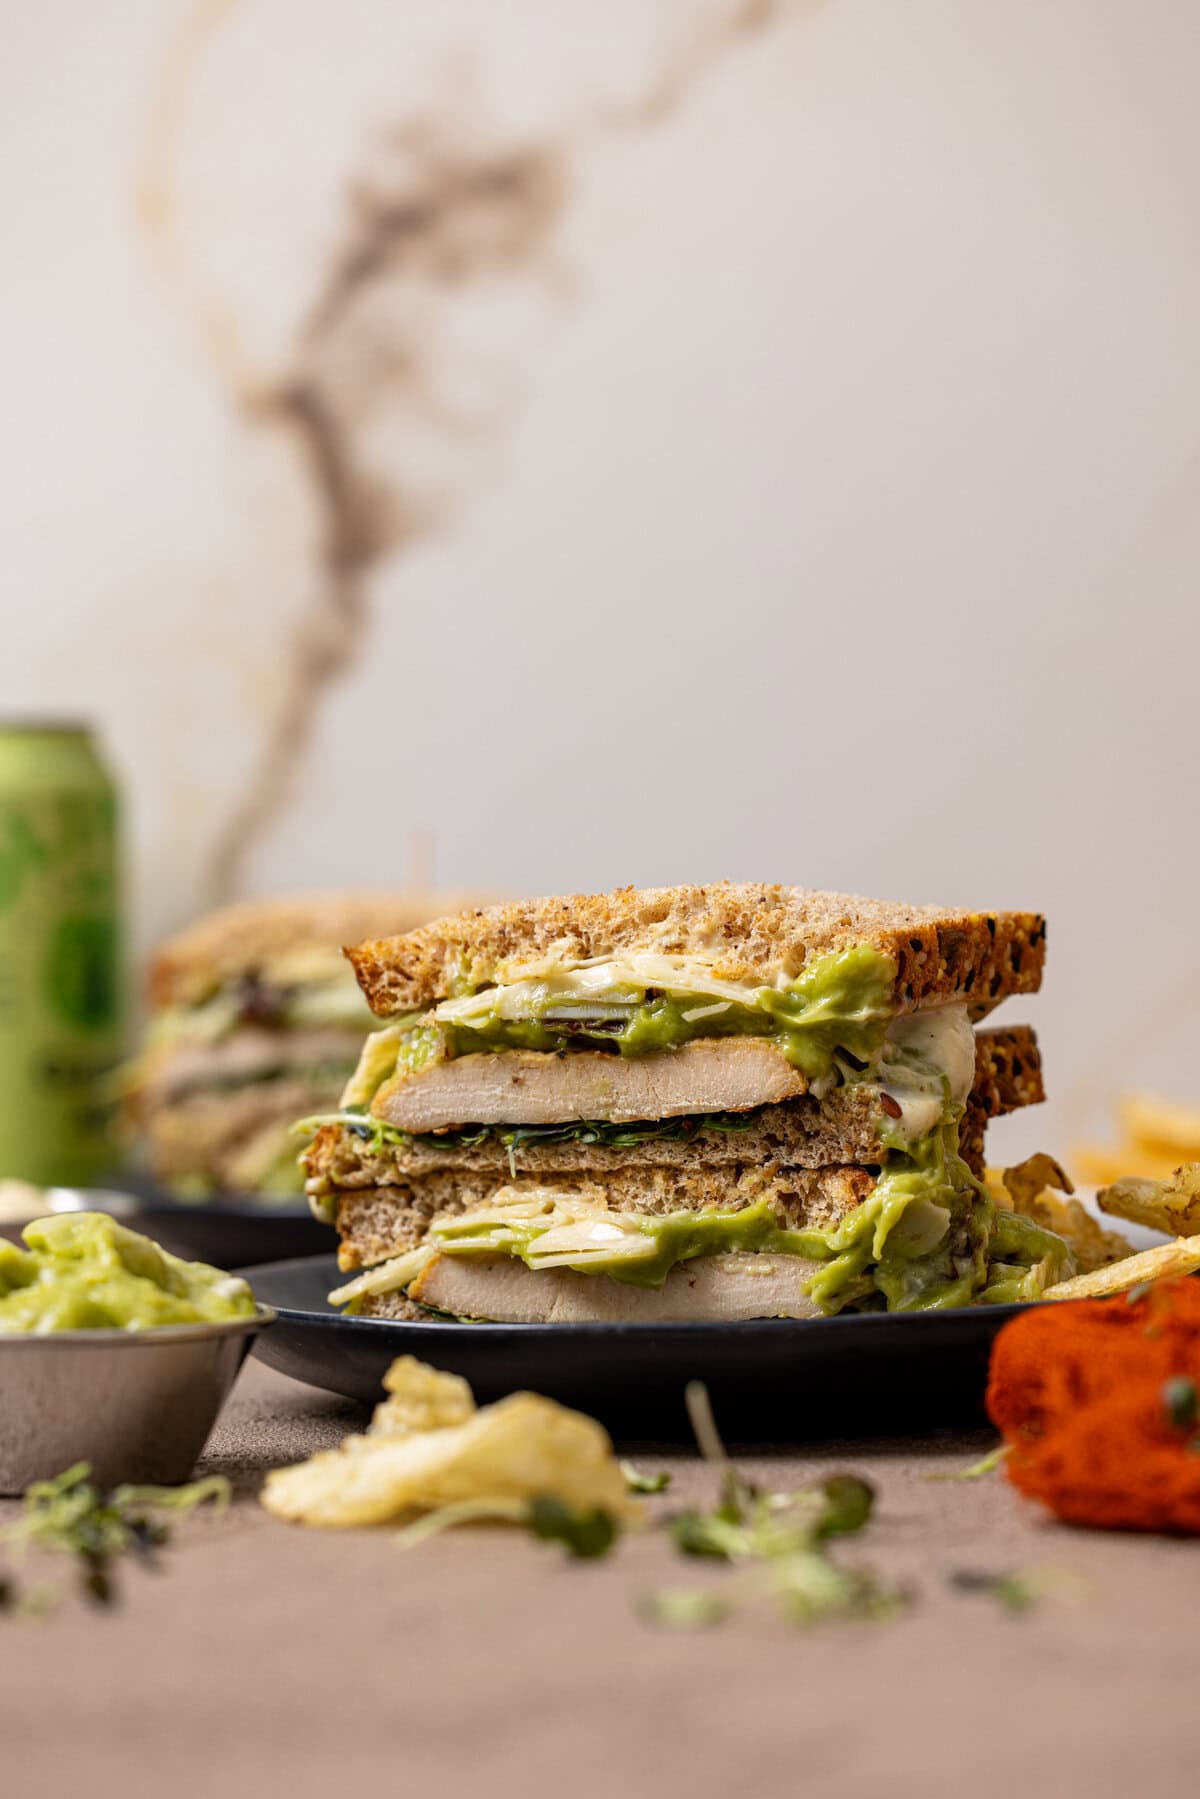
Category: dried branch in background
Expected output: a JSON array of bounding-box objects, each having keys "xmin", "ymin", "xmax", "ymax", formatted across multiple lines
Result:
[{"xmin": 138, "ymin": 1, "xmax": 810, "ymax": 898}]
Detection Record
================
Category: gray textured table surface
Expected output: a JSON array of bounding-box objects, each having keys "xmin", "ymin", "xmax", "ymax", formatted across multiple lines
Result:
[{"xmin": 2, "ymin": 1357, "xmax": 1197, "ymax": 1799}]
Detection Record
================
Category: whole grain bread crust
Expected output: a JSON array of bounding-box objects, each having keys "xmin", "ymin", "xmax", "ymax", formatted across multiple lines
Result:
[
  {"xmin": 346, "ymin": 883, "xmax": 1045, "ymax": 1017},
  {"xmin": 150, "ymin": 890, "xmax": 498, "ymax": 1009},
  {"xmin": 969, "ymin": 1025, "xmax": 1044, "ymax": 1120}
]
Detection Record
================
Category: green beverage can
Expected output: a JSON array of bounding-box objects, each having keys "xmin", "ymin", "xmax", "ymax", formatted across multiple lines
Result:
[{"xmin": 0, "ymin": 722, "xmax": 123, "ymax": 1184}]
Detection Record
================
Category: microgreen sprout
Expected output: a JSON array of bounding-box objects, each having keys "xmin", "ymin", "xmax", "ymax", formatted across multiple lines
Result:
[
  {"xmin": 1, "ymin": 1463, "xmax": 230, "ymax": 1615},
  {"xmin": 621, "ymin": 1463, "xmax": 672, "ymax": 1495},
  {"xmin": 643, "ymin": 1383, "xmax": 898, "ymax": 1630}
]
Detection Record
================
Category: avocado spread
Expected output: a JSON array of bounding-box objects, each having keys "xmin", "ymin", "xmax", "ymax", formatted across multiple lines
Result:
[
  {"xmin": 978, "ymin": 1208, "xmax": 1075, "ymax": 1305},
  {"xmin": 326, "ymin": 941, "xmax": 1072, "ymax": 1316},
  {"xmin": 413, "ymin": 1118, "xmax": 1074, "ymax": 1313},
  {"xmin": 0, "ymin": 1213, "xmax": 257, "ymax": 1332},
  {"xmin": 345, "ymin": 944, "xmax": 900, "ymax": 1105}
]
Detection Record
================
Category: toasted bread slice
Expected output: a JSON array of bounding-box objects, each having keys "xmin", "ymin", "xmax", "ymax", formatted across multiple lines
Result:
[
  {"xmin": 967, "ymin": 1025, "xmax": 1044, "ymax": 1119},
  {"xmin": 333, "ymin": 1163, "xmax": 877, "ymax": 1272},
  {"xmin": 150, "ymin": 890, "xmax": 498, "ymax": 1009},
  {"xmin": 346, "ymin": 883, "xmax": 1045, "ymax": 1018}
]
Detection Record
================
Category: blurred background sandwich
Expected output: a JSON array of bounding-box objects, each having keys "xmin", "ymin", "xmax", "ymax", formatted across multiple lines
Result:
[{"xmin": 128, "ymin": 891, "xmax": 492, "ymax": 1198}]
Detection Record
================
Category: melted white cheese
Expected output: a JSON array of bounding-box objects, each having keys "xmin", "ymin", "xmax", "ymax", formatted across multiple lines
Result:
[
  {"xmin": 434, "ymin": 952, "xmax": 771, "ymax": 1026},
  {"xmin": 873, "ymin": 1005, "xmax": 975, "ymax": 1144}
]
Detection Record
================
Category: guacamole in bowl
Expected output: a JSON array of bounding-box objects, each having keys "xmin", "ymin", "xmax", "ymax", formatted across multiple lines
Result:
[
  {"xmin": 0, "ymin": 1212, "xmax": 256, "ymax": 1333},
  {"xmin": 0, "ymin": 1214, "xmax": 272, "ymax": 1491}
]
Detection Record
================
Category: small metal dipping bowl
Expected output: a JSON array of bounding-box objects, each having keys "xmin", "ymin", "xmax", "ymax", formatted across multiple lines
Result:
[{"xmin": 0, "ymin": 1307, "xmax": 275, "ymax": 1494}]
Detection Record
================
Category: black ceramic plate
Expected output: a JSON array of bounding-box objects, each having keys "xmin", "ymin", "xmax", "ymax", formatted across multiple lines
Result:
[
  {"xmin": 91, "ymin": 1177, "xmax": 335, "ymax": 1270},
  {"xmin": 245, "ymin": 1253, "xmax": 1027, "ymax": 1442}
]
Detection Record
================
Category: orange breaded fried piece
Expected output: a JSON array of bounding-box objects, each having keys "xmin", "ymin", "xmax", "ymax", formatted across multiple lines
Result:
[{"xmin": 987, "ymin": 1279, "xmax": 1200, "ymax": 1533}]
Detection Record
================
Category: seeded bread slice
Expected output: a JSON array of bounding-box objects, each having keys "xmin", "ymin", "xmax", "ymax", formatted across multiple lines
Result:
[
  {"xmin": 333, "ymin": 1163, "xmax": 879, "ymax": 1273},
  {"xmin": 346, "ymin": 883, "xmax": 1045, "ymax": 1018}
]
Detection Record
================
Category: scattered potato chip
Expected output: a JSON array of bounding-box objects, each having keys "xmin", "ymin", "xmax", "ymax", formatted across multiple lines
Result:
[
  {"xmin": 261, "ymin": 1357, "xmax": 641, "ymax": 1530},
  {"xmin": 1044, "ymin": 1234, "xmax": 1200, "ymax": 1302},
  {"xmin": 1072, "ymin": 1088, "xmax": 1200, "ymax": 1188},
  {"xmin": 370, "ymin": 1356, "xmax": 476, "ymax": 1438},
  {"xmin": 1099, "ymin": 1163, "xmax": 1200, "ymax": 1239},
  {"xmin": 988, "ymin": 1156, "xmax": 1131, "ymax": 1274},
  {"xmin": 996, "ymin": 1153, "xmax": 1074, "ymax": 1211},
  {"xmin": 1072, "ymin": 1145, "xmax": 1183, "ymax": 1187},
  {"xmin": 1026, "ymin": 1193, "xmax": 1131, "ymax": 1274},
  {"xmin": 1118, "ymin": 1092, "xmax": 1200, "ymax": 1158}
]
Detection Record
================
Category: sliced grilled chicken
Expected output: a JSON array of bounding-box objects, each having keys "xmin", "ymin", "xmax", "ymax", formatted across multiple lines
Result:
[
  {"xmin": 372, "ymin": 1038, "xmax": 811, "ymax": 1131},
  {"xmin": 407, "ymin": 1249, "xmax": 823, "ymax": 1322}
]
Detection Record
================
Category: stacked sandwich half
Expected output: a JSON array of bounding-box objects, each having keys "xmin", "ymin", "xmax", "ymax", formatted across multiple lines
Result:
[
  {"xmin": 130, "ymin": 892, "xmax": 486, "ymax": 1196},
  {"xmin": 305, "ymin": 884, "xmax": 1072, "ymax": 1320}
]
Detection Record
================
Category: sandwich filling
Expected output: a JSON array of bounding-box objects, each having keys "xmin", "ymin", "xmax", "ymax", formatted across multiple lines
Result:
[
  {"xmin": 327, "ymin": 1118, "xmax": 1071, "ymax": 1318},
  {"xmin": 327, "ymin": 990, "xmax": 975, "ymax": 1148},
  {"xmin": 307, "ymin": 966, "xmax": 1069, "ymax": 1318},
  {"xmin": 351, "ymin": 945, "xmax": 900, "ymax": 1099}
]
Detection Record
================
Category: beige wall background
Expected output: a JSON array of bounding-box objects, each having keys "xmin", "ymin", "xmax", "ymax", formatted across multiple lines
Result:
[{"xmin": 3, "ymin": 0, "xmax": 1199, "ymax": 1158}]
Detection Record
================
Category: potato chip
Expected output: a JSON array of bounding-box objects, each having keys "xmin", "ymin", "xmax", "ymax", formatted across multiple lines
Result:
[
  {"xmin": 260, "ymin": 1358, "xmax": 641, "ymax": 1530},
  {"xmin": 370, "ymin": 1356, "xmax": 476, "ymax": 1438},
  {"xmin": 1119, "ymin": 1092, "xmax": 1200, "ymax": 1158},
  {"xmin": 1073, "ymin": 1145, "xmax": 1184, "ymax": 1187},
  {"xmin": 988, "ymin": 1156, "xmax": 1131, "ymax": 1273},
  {"xmin": 996, "ymin": 1153, "xmax": 1074, "ymax": 1212},
  {"xmin": 1044, "ymin": 1234, "xmax": 1200, "ymax": 1302},
  {"xmin": 1099, "ymin": 1162, "xmax": 1200, "ymax": 1239},
  {"xmin": 1024, "ymin": 1193, "xmax": 1131, "ymax": 1274},
  {"xmin": 1071, "ymin": 1086, "xmax": 1200, "ymax": 1190}
]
